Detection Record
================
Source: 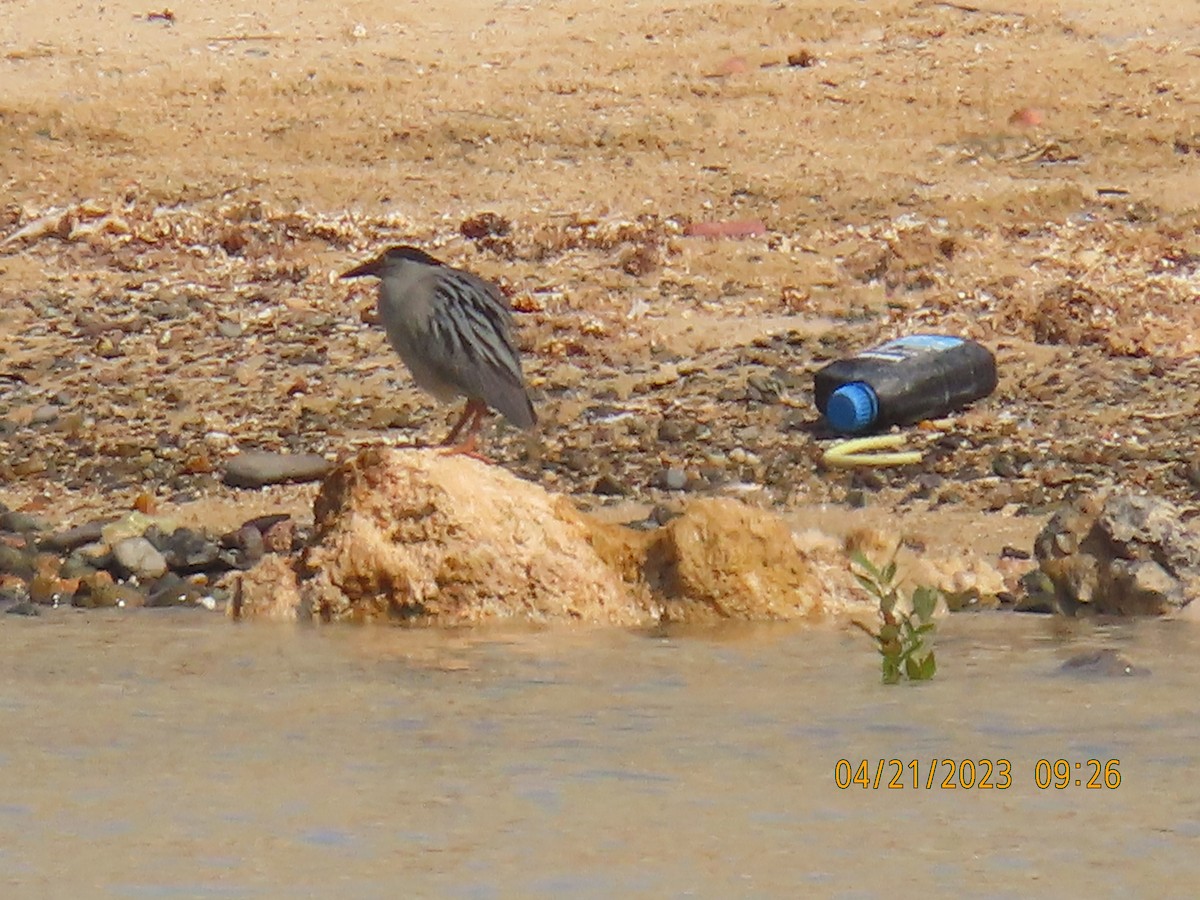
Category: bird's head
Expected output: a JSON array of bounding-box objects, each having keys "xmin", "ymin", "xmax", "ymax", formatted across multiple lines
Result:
[{"xmin": 340, "ymin": 245, "xmax": 445, "ymax": 279}]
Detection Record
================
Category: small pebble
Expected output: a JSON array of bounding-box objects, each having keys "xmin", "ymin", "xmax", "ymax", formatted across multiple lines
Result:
[
  {"xmin": 29, "ymin": 404, "xmax": 59, "ymax": 426},
  {"xmin": 663, "ymin": 468, "xmax": 687, "ymax": 491},
  {"xmin": 232, "ymin": 525, "xmax": 265, "ymax": 565},
  {"xmin": 5, "ymin": 600, "xmax": 39, "ymax": 616},
  {"xmin": 260, "ymin": 517, "xmax": 295, "ymax": 553},
  {"xmin": 593, "ymin": 474, "xmax": 629, "ymax": 496},
  {"xmin": 223, "ymin": 450, "xmax": 333, "ymax": 488},
  {"xmin": 650, "ymin": 504, "xmax": 679, "ymax": 526},
  {"xmin": 0, "ymin": 578, "xmax": 29, "ymax": 607},
  {"xmin": 145, "ymin": 572, "xmax": 203, "ymax": 607},
  {"xmin": 0, "ymin": 545, "xmax": 35, "ymax": 580},
  {"xmin": 0, "ymin": 510, "xmax": 48, "ymax": 533}
]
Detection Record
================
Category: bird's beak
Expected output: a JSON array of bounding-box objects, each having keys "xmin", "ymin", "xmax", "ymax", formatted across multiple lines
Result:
[{"xmin": 340, "ymin": 258, "xmax": 382, "ymax": 279}]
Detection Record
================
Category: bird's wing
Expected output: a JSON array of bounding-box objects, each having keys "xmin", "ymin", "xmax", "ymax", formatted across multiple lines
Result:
[{"xmin": 423, "ymin": 270, "xmax": 537, "ymax": 429}]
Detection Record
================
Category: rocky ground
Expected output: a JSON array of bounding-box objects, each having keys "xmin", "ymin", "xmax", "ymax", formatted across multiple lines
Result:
[{"xmin": 1, "ymin": 0, "xmax": 1198, "ymax": 616}]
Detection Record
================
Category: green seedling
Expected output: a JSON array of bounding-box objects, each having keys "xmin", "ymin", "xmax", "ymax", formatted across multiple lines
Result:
[{"xmin": 851, "ymin": 551, "xmax": 940, "ymax": 684}]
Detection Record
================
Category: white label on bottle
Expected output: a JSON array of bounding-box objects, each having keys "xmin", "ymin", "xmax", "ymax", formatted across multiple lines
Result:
[{"xmin": 855, "ymin": 334, "xmax": 963, "ymax": 362}]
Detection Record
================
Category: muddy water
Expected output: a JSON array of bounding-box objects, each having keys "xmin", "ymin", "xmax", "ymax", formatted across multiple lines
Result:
[{"xmin": 1, "ymin": 611, "xmax": 1197, "ymax": 897}]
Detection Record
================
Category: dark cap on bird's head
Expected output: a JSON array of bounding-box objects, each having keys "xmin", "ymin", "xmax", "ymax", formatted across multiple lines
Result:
[{"xmin": 341, "ymin": 245, "xmax": 445, "ymax": 279}]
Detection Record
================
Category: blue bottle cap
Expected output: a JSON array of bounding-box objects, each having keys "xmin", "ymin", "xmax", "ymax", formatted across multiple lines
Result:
[{"xmin": 826, "ymin": 382, "xmax": 878, "ymax": 433}]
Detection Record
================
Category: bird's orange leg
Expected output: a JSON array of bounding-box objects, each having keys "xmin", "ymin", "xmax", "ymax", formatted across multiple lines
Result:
[
  {"xmin": 442, "ymin": 399, "xmax": 480, "ymax": 447},
  {"xmin": 441, "ymin": 400, "xmax": 492, "ymax": 462}
]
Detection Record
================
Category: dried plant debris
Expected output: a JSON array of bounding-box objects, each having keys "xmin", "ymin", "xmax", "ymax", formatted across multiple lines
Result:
[{"xmin": 3, "ymin": 197, "xmax": 1200, "ymax": 533}]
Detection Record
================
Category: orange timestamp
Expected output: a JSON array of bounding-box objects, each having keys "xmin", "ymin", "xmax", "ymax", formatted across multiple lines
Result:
[
  {"xmin": 835, "ymin": 759, "xmax": 1012, "ymax": 790},
  {"xmin": 833, "ymin": 759, "xmax": 1122, "ymax": 790}
]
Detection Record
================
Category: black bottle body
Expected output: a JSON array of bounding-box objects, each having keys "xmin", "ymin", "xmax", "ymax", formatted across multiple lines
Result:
[{"xmin": 814, "ymin": 335, "xmax": 997, "ymax": 433}]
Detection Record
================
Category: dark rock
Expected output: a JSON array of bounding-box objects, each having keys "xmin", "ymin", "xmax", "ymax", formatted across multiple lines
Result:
[
  {"xmin": 75, "ymin": 542, "xmax": 113, "ymax": 571},
  {"xmin": 0, "ymin": 578, "xmax": 29, "ymax": 607},
  {"xmin": 991, "ymin": 452, "xmax": 1021, "ymax": 478},
  {"xmin": 5, "ymin": 599, "xmax": 39, "ymax": 616},
  {"xmin": 240, "ymin": 513, "xmax": 292, "ymax": 537},
  {"xmin": 38, "ymin": 519, "xmax": 115, "ymax": 553},
  {"xmin": 656, "ymin": 420, "xmax": 689, "ymax": 444},
  {"xmin": 59, "ymin": 554, "xmax": 99, "ymax": 580},
  {"xmin": 745, "ymin": 373, "xmax": 783, "ymax": 404},
  {"xmin": 781, "ymin": 409, "xmax": 811, "ymax": 431},
  {"xmin": 112, "ymin": 537, "xmax": 169, "ymax": 579},
  {"xmin": 1035, "ymin": 491, "xmax": 1200, "ymax": 616},
  {"xmin": 0, "ymin": 510, "xmax": 47, "ymax": 533},
  {"xmin": 145, "ymin": 572, "xmax": 203, "ymax": 607},
  {"xmin": 142, "ymin": 524, "xmax": 171, "ymax": 551},
  {"xmin": 0, "ymin": 545, "xmax": 36, "ymax": 580},
  {"xmin": 1014, "ymin": 570, "xmax": 1059, "ymax": 614},
  {"xmin": 593, "ymin": 474, "xmax": 629, "ymax": 496},
  {"xmin": 1059, "ymin": 649, "xmax": 1148, "ymax": 677},
  {"xmin": 650, "ymin": 504, "xmax": 680, "ymax": 526},
  {"xmin": 231, "ymin": 525, "xmax": 265, "ymax": 566},
  {"xmin": 224, "ymin": 450, "xmax": 333, "ymax": 488},
  {"xmin": 160, "ymin": 527, "xmax": 222, "ymax": 573}
]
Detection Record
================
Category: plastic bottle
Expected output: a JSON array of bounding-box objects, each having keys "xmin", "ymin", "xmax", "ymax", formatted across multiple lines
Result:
[{"xmin": 813, "ymin": 334, "xmax": 997, "ymax": 434}]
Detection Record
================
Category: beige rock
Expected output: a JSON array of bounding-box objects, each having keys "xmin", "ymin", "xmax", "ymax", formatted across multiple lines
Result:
[
  {"xmin": 235, "ymin": 448, "xmax": 875, "ymax": 626},
  {"xmin": 288, "ymin": 447, "xmax": 644, "ymax": 625},
  {"xmin": 648, "ymin": 498, "xmax": 832, "ymax": 622}
]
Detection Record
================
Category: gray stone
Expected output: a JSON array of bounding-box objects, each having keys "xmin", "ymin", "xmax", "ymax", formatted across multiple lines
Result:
[
  {"xmin": 160, "ymin": 528, "xmax": 222, "ymax": 573},
  {"xmin": 0, "ymin": 510, "xmax": 47, "ymax": 533},
  {"xmin": 59, "ymin": 553, "xmax": 100, "ymax": 580},
  {"xmin": 663, "ymin": 467, "xmax": 687, "ymax": 491},
  {"xmin": 29, "ymin": 404, "xmax": 59, "ymax": 425},
  {"xmin": 5, "ymin": 599, "xmax": 39, "ymax": 616},
  {"xmin": 146, "ymin": 572, "xmax": 203, "ymax": 608},
  {"xmin": 1059, "ymin": 649, "xmax": 1148, "ymax": 678},
  {"xmin": 112, "ymin": 537, "xmax": 169, "ymax": 579},
  {"xmin": 593, "ymin": 474, "xmax": 629, "ymax": 496},
  {"xmin": 1036, "ymin": 491, "xmax": 1200, "ymax": 616},
  {"xmin": 39, "ymin": 519, "xmax": 114, "ymax": 553},
  {"xmin": 226, "ymin": 525, "xmax": 265, "ymax": 567},
  {"xmin": 224, "ymin": 451, "xmax": 333, "ymax": 488},
  {"xmin": 0, "ymin": 545, "xmax": 35, "ymax": 580}
]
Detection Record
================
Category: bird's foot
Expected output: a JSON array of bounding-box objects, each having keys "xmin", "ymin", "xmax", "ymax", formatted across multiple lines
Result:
[{"xmin": 438, "ymin": 432, "xmax": 493, "ymax": 464}]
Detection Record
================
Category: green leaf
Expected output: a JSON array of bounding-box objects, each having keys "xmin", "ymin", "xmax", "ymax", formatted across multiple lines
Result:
[
  {"xmin": 882, "ymin": 659, "xmax": 901, "ymax": 684},
  {"xmin": 881, "ymin": 560, "xmax": 898, "ymax": 585},
  {"xmin": 912, "ymin": 586, "xmax": 940, "ymax": 621},
  {"xmin": 916, "ymin": 653, "xmax": 937, "ymax": 680},
  {"xmin": 905, "ymin": 656, "xmax": 921, "ymax": 679},
  {"xmin": 853, "ymin": 572, "xmax": 879, "ymax": 596},
  {"xmin": 850, "ymin": 551, "xmax": 877, "ymax": 577}
]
